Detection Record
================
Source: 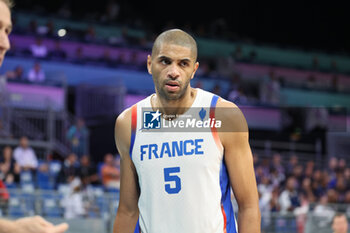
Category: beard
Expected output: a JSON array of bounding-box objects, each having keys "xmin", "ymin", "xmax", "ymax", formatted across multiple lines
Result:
[{"xmin": 155, "ymin": 77, "xmax": 191, "ymax": 101}]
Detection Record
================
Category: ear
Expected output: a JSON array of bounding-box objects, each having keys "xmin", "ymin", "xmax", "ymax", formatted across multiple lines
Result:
[
  {"xmin": 147, "ymin": 55, "xmax": 152, "ymax": 75},
  {"xmin": 190, "ymin": 61, "xmax": 199, "ymax": 80}
]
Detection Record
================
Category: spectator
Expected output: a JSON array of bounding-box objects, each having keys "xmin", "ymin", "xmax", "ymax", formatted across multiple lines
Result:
[
  {"xmin": 260, "ymin": 70, "xmax": 280, "ymax": 105},
  {"xmin": 331, "ymin": 75, "xmax": 340, "ymax": 93},
  {"xmin": 0, "ymin": 179, "xmax": 9, "ymax": 216},
  {"xmin": 328, "ymin": 157, "xmax": 339, "ymax": 178},
  {"xmin": 312, "ymin": 56, "xmax": 319, "ymax": 70},
  {"xmin": 269, "ymin": 167, "xmax": 285, "ymax": 188},
  {"xmin": 66, "ymin": 118, "xmax": 89, "ymax": 158},
  {"xmin": 61, "ymin": 177, "xmax": 86, "ymax": 219},
  {"xmin": 258, "ymin": 175, "xmax": 273, "ymax": 228},
  {"xmin": 0, "ymin": 70, "xmax": 7, "ymax": 106},
  {"xmin": 58, "ymin": 2, "xmax": 72, "ymax": 18},
  {"xmin": 30, "ymin": 38, "xmax": 48, "ymax": 58},
  {"xmin": 27, "ymin": 62, "xmax": 46, "ymax": 83},
  {"xmin": 5, "ymin": 65, "xmax": 24, "ymax": 80},
  {"xmin": 212, "ymin": 84, "xmax": 221, "ymax": 96},
  {"xmin": 49, "ymin": 41, "xmax": 67, "ymax": 60},
  {"xmin": 344, "ymin": 191, "xmax": 350, "ymax": 216},
  {"xmin": 71, "ymin": 46, "xmax": 86, "ymax": 64},
  {"xmin": 98, "ymin": 49, "xmax": 114, "ymax": 67},
  {"xmin": 305, "ymin": 74, "xmax": 317, "ymax": 90},
  {"xmin": 330, "ymin": 60, "xmax": 338, "ymax": 73},
  {"xmin": 271, "ymin": 153, "xmax": 285, "ymax": 175},
  {"xmin": 270, "ymin": 186, "xmax": 281, "ymax": 213},
  {"xmin": 100, "ymin": 0, "xmax": 120, "ymax": 23},
  {"xmin": 101, "ymin": 153, "xmax": 120, "ymax": 189},
  {"xmin": 227, "ymin": 86, "xmax": 248, "ymax": 105},
  {"xmin": 44, "ymin": 20, "xmax": 55, "ymax": 38},
  {"xmin": 78, "ymin": 155, "xmax": 99, "ymax": 186},
  {"xmin": 292, "ymin": 164, "xmax": 304, "ymax": 185},
  {"xmin": 13, "ymin": 136, "xmax": 38, "ymax": 173},
  {"xmin": 344, "ymin": 168, "xmax": 350, "ymax": 188},
  {"xmin": 84, "ymin": 26, "xmax": 96, "ymax": 42},
  {"xmin": 300, "ymin": 177, "xmax": 316, "ymax": 203},
  {"xmin": 216, "ymin": 56, "xmax": 235, "ymax": 78},
  {"xmin": 0, "ymin": 146, "xmax": 20, "ymax": 184},
  {"xmin": 248, "ymin": 50, "xmax": 257, "ymax": 62},
  {"xmin": 286, "ymin": 154, "xmax": 299, "ymax": 177},
  {"xmin": 232, "ymin": 45, "xmax": 243, "ymax": 61},
  {"xmin": 279, "ymin": 176, "xmax": 300, "ymax": 214},
  {"xmin": 27, "ymin": 20, "xmax": 38, "ymax": 35},
  {"xmin": 56, "ymin": 153, "xmax": 80, "ymax": 185}
]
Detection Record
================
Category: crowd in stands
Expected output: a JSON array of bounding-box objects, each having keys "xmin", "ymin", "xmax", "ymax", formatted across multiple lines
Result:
[
  {"xmin": 254, "ymin": 152, "xmax": 350, "ymax": 231},
  {"xmin": 0, "ymin": 136, "xmax": 121, "ymax": 218},
  {"xmin": 1, "ymin": 137, "xmax": 350, "ymax": 225},
  {"xmin": 0, "ymin": 1, "xmax": 347, "ymax": 113}
]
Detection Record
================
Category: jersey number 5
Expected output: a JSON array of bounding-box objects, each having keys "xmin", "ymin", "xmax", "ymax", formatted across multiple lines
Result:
[{"xmin": 164, "ymin": 167, "xmax": 181, "ymax": 194}]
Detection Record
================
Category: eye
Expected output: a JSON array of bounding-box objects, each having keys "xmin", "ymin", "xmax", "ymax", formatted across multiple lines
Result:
[
  {"xmin": 5, "ymin": 27, "xmax": 12, "ymax": 35},
  {"xmin": 180, "ymin": 61, "xmax": 189, "ymax": 67},
  {"xmin": 160, "ymin": 58, "xmax": 171, "ymax": 65}
]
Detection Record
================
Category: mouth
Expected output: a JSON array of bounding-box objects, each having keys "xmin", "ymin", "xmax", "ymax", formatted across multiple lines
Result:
[{"xmin": 165, "ymin": 81, "xmax": 180, "ymax": 92}]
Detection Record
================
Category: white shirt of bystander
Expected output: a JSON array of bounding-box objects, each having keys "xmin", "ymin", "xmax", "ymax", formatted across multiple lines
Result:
[{"xmin": 13, "ymin": 146, "xmax": 38, "ymax": 169}]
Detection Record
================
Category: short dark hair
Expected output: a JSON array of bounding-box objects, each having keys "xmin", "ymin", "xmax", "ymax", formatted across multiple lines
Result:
[
  {"xmin": 0, "ymin": 0, "xmax": 14, "ymax": 9},
  {"xmin": 152, "ymin": 29, "xmax": 198, "ymax": 61},
  {"xmin": 332, "ymin": 212, "xmax": 348, "ymax": 224}
]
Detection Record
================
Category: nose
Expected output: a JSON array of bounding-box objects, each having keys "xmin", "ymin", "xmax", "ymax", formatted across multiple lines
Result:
[
  {"xmin": 167, "ymin": 63, "xmax": 180, "ymax": 79},
  {"xmin": 0, "ymin": 31, "xmax": 10, "ymax": 53}
]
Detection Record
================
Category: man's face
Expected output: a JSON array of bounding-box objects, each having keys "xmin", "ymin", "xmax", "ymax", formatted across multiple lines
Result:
[
  {"xmin": 105, "ymin": 154, "xmax": 114, "ymax": 165},
  {"xmin": 20, "ymin": 137, "xmax": 28, "ymax": 148},
  {"xmin": 332, "ymin": 216, "xmax": 348, "ymax": 233},
  {"xmin": 0, "ymin": 1, "xmax": 12, "ymax": 66},
  {"xmin": 147, "ymin": 43, "xmax": 199, "ymax": 101}
]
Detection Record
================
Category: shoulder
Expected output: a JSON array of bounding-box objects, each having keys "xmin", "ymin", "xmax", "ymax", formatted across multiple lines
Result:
[
  {"xmin": 13, "ymin": 147, "xmax": 20, "ymax": 153},
  {"xmin": 114, "ymin": 106, "xmax": 135, "ymax": 157},
  {"xmin": 215, "ymin": 97, "xmax": 248, "ymax": 133},
  {"xmin": 115, "ymin": 106, "xmax": 133, "ymax": 131}
]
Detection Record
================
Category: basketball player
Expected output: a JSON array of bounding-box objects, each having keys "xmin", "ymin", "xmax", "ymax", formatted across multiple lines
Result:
[
  {"xmin": 332, "ymin": 213, "xmax": 348, "ymax": 233},
  {"xmin": 0, "ymin": 0, "xmax": 68, "ymax": 232},
  {"xmin": 114, "ymin": 29, "xmax": 261, "ymax": 232}
]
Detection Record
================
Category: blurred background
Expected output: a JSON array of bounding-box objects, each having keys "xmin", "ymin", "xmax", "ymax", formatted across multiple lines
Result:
[{"xmin": 0, "ymin": 0, "xmax": 349, "ymax": 232}]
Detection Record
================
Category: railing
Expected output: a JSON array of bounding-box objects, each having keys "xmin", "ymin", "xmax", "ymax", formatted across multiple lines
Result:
[
  {"xmin": 1, "ymin": 187, "xmax": 348, "ymax": 233},
  {"xmin": 0, "ymin": 76, "xmax": 74, "ymax": 158},
  {"xmin": 0, "ymin": 107, "xmax": 74, "ymax": 158},
  {"xmin": 0, "ymin": 187, "xmax": 118, "ymax": 233}
]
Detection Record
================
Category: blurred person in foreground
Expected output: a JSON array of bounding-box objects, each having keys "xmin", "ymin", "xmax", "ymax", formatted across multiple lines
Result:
[
  {"xmin": 0, "ymin": 0, "xmax": 68, "ymax": 232},
  {"xmin": 332, "ymin": 213, "xmax": 348, "ymax": 233}
]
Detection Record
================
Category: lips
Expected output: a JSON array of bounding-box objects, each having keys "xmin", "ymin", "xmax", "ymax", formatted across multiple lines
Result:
[{"xmin": 165, "ymin": 80, "xmax": 180, "ymax": 92}]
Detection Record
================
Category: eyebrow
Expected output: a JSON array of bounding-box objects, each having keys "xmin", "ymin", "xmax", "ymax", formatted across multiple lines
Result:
[{"xmin": 157, "ymin": 55, "xmax": 192, "ymax": 63}]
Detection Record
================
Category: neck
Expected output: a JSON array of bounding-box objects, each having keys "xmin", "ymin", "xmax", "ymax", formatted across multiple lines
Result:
[{"xmin": 152, "ymin": 87, "xmax": 197, "ymax": 116}]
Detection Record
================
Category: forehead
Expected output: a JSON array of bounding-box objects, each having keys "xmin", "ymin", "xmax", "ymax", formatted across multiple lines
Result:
[
  {"xmin": 156, "ymin": 43, "xmax": 194, "ymax": 61},
  {"xmin": 334, "ymin": 216, "xmax": 347, "ymax": 222},
  {"xmin": 0, "ymin": 2, "xmax": 11, "ymax": 25}
]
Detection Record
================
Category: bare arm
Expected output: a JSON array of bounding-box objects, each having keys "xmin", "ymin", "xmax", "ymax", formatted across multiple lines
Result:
[
  {"xmin": 0, "ymin": 216, "xmax": 68, "ymax": 233},
  {"xmin": 113, "ymin": 108, "xmax": 140, "ymax": 233},
  {"xmin": 217, "ymin": 99, "xmax": 261, "ymax": 233}
]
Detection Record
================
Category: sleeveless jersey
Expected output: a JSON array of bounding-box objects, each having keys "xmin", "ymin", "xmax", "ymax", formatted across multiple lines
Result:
[{"xmin": 129, "ymin": 88, "xmax": 237, "ymax": 233}]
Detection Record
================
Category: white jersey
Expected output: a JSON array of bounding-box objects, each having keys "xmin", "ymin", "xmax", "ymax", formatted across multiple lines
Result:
[{"xmin": 129, "ymin": 88, "xmax": 237, "ymax": 233}]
